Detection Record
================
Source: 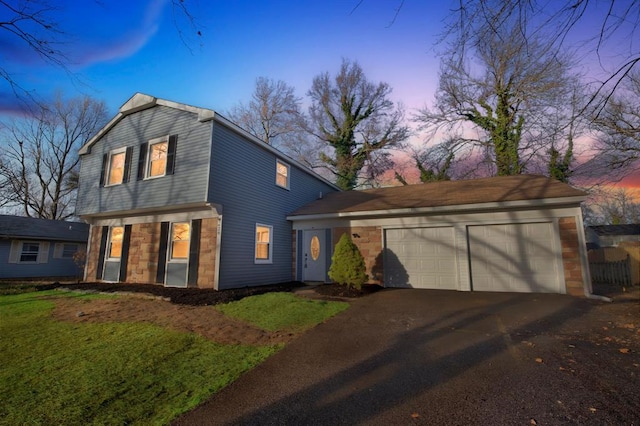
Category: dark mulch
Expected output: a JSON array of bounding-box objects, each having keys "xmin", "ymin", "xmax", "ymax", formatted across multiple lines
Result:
[
  {"xmin": 313, "ymin": 283, "xmax": 383, "ymax": 298},
  {"xmin": 52, "ymin": 282, "xmax": 303, "ymax": 306}
]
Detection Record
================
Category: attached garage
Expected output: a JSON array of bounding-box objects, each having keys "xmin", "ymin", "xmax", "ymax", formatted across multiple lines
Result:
[{"xmin": 289, "ymin": 175, "xmax": 593, "ymax": 296}]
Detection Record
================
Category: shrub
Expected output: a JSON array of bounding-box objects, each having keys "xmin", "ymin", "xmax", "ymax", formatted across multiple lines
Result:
[{"xmin": 328, "ymin": 233, "xmax": 368, "ymax": 290}]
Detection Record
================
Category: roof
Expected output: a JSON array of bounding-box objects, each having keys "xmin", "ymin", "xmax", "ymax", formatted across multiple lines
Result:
[
  {"xmin": 0, "ymin": 215, "xmax": 89, "ymax": 242},
  {"xmin": 78, "ymin": 93, "xmax": 339, "ymax": 191},
  {"xmin": 587, "ymin": 224, "xmax": 640, "ymax": 237},
  {"xmin": 288, "ymin": 174, "xmax": 586, "ymax": 219}
]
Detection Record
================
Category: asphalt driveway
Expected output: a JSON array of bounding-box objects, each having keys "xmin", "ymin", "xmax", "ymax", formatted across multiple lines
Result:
[{"xmin": 174, "ymin": 288, "xmax": 640, "ymax": 425}]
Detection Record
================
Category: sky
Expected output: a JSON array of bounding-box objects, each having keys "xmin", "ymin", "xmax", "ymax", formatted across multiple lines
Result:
[{"xmin": 1, "ymin": 0, "xmax": 638, "ymax": 189}]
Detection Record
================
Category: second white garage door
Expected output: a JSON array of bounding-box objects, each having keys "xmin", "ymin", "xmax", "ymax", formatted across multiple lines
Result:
[
  {"xmin": 384, "ymin": 227, "xmax": 457, "ymax": 289},
  {"xmin": 468, "ymin": 223, "xmax": 562, "ymax": 293}
]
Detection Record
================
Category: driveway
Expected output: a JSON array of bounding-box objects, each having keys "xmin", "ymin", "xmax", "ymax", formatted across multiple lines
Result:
[{"xmin": 174, "ymin": 289, "xmax": 640, "ymax": 425}]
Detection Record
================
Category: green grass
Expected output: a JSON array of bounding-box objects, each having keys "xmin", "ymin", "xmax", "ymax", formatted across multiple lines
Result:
[
  {"xmin": 216, "ymin": 292, "xmax": 350, "ymax": 332},
  {"xmin": 0, "ymin": 290, "xmax": 348, "ymax": 425}
]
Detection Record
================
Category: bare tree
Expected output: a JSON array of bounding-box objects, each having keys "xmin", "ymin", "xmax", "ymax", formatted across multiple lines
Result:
[
  {"xmin": 417, "ymin": 4, "xmax": 582, "ymax": 178},
  {"xmin": 0, "ymin": 93, "xmax": 108, "ymax": 219},
  {"xmin": 583, "ymin": 187, "xmax": 640, "ymax": 225},
  {"xmin": 590, "ymin": 70, "xmax": 640, "ymax": 176},
  {"xmin": 227, "ymin": 77, "xmax": 304, "ymax": 146},
  {"xmin": 307, "ymin": 59, "xmax": 409, "ymax": 190}
]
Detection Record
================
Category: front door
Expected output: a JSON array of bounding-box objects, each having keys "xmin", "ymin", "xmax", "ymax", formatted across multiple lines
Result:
[{"xmin": 302, "ymin": 230, "xmax": 327, "ymax": 282}]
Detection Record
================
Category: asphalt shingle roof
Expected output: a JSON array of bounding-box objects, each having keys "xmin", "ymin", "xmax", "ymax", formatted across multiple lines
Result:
[
  {"xmin": 289, "ymin": 174, "xmax": 586, "ymax": 217},
  {"xmin": 0, "ymin": 215, "xmax": 89, "ymax": 242}
]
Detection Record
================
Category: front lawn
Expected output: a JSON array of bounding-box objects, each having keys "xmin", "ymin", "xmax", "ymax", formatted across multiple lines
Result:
[{"xmin": 0, "ymin": 290, "xmax": 347, "ymax": 425}]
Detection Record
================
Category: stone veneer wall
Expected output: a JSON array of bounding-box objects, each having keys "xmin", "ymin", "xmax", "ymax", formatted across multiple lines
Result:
[
  {"xmin": 558, "ymin": 217, "xmax": 585, "ymax": 296},
  {"xmin": 85, "ymin": 225, "xmax": 102, "ymax": 281},
  {"xmin": 332, "ymin": 226, "xmax": 384, "ymax": 285},
  {"xmin": 195, "ymin": 217, "xmax": 218, "ymax": 289}
]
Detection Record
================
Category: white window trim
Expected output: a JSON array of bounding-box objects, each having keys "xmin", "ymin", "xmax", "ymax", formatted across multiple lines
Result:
[
  {"xmin": 275, "ymin": 159, "xmax": 290, "ymax": 190},
  {"xmin": 168, "ymin": 221, "xmax": 190, "ymax": 264},
  {"xmin": 145, "ymin": 135, "xmax": 169, "ymax": 180},
  {"xmin": 105, "ymin": 147, "xmax": 127, "ymax": 187},
  {"xmin": 9, "ymin": 240, "xmax": 49, "ymax": 264},
  {"xmin": 254, "ymin": 223, "xmax": 273, "ymax": 264}
]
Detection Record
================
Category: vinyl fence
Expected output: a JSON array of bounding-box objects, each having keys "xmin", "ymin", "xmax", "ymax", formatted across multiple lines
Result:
[{"xmin": 589, "ymin": 255, "xmax": 633, "ymax": 286}]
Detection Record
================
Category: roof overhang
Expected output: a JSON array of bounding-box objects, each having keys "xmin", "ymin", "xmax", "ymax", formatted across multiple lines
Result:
[{"xmin": 287, "ymin": 195, "xmax": 587, "ymax": 221}]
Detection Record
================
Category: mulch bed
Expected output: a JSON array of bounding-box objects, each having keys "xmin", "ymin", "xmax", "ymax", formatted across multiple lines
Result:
[{"xmin": 29, "ymin": 281, "xmax": 382, "ymax": 306}]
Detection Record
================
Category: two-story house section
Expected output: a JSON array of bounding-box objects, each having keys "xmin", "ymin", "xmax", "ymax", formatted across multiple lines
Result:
[{"xmin": 76, "ymin": 93, "xmax": 339, "ymax": 289}]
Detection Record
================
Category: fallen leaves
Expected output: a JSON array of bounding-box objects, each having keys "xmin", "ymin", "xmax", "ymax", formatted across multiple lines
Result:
[
  {"xmin": 535, "ymin": 357, "xmax": 544, "ymax": 363},
  {"xmin": 619, "ymin": 348, "xmax": 630, "ymax": 354}
]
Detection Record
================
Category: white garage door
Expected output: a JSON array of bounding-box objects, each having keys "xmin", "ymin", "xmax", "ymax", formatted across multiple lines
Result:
[
  {"xmin": 384, "ymin": 227, "xmax": 457, "ymax": 289},
  {"xmin": 468, "ymin": 223, "xmax": 562, "ymax": 293}
]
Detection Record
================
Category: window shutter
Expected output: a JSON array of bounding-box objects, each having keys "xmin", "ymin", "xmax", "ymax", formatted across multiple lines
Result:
[
  {"xmin": 122, "ymin": 147, "xmax": 133, "ymax": 183},
  {"xmin": 166, "ymin": 135, "xmax": 177, "ymax": 175},
  {"xmin": 53, "ymin": 243, "xmax": 63, "ymax": 259},
  {"xmin": 9, "ymin": 240, "xmax": 20, "ymax": 263},
  {"xmin": 156, "ymin": 222, "xmax": 169, "ymax": 283},
  {"xmin": 99, "ymin": 153, "xmax": 108, "ymax": 186},
  {"xmin": 38, "ymin": 242, "xmax": 49, "ymax": 264},
  {"xmin": 187, "ymin": 219, "xmax": 201, "ymax": 286},
  {"xmin": 96, "ymin": 226, "xmax": 108, "ymax": 279},
  {"xmin": 137, "ymin": 143, "xmax": 148, "ymax": 180},
  {"xmin": 119, "ymin": 225, "xmax": 132, "ymax": 282}
]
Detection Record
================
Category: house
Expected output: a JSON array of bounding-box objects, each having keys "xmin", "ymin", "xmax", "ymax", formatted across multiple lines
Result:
[
  {"xmin": 585, "ymin": 224, "xmax": 640, "ymax": 248},
  {"xmin": 76, "ymin": 93, "xmax": 339, "ymax": 289},
  {"xmin": 288, "ymin": 174, "xmax": 593, "ymax": 296},
  {"xmin": 76, "ymin": 93, "xmax": 593, "ymax": 295},
  {"xmin": 0, "ymin": 215, "xmax": 88, "ymax": 280}
]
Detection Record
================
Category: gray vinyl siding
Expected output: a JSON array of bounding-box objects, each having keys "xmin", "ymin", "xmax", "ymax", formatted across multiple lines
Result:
[
  {"xmin": 0, "ymin": 240, "xmax": 84, "ymax": 279},
  {"xmin": 76, "ymin": 106, "xmax": 212, "ymax": 216},
  {"xmin": 208, "ymin": 122, "xmax": 337, "ymax": 288}
]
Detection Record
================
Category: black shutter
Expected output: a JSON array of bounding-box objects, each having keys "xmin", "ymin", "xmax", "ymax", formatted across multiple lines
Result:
[
  {"xmin": 187, "ymin": 219, "xmax": 201, "ymax": 287},
  {"xmin": 99, "ymin": 154, "xmax": 108, "ymax": 186},
  {"xmin": 96, "ymin": 226, "xmax": 108, "ymax": 279},
  {"xmin": 166, "ymin": 135, "xmax": 177, "ymax": 175},
  {"xmin": 119, "ymin": 225, "xmax": 132, "ymax": 282},
  {"xmin": 156, "ymin": 222, "xmax": 169, "ymax": 284},
  {"xmin": 122, "ymin": 147, "xmax": 133, "ymax": 183},
  {"xmin": 137, "ymin": 143, "xmax": 148, "ymax": 181}
]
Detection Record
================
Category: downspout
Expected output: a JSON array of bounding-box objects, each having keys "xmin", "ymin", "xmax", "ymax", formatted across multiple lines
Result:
[{"xmin": 576, "ymin": 209, "xmax": 612, "ymax": 302}]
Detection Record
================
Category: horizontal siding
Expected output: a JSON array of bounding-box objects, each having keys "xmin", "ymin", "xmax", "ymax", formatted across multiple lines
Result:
[
  {"xmin": 208, "ymin": 122, "xmax": 337, "ymax": 288},
  {"xmin": 0, "ymin": 240, "xmax": 84, "ymax": 279},
  {"xmin": 76, "ymin": 106, "xmax": 212, "ymax": 216}
]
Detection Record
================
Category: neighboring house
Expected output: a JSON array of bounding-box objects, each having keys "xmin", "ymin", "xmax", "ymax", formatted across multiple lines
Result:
[
  {"xmin": 76, "ymin": 93, "xmax": 593, "ymax": 296},
  {"xmin": 76, "ymin": 93, "xmax": 338, "ymax": 289},
  {"xmin": 288, "ymin": 174, "xmax": 593, "ymax": 296},
  {"xmin": 585, "ymin": 224, "xmax": 640, "ymax": 248},
  {"xmin": 0, "ymin": 215, "xmax": 88, "ymax": 279}
]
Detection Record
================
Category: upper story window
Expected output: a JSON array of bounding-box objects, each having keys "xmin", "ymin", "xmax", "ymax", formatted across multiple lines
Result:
[
  {"xmin": 108, "ymin": 226, "xmax": 124, "ymax": 259},
  {"xmin": 138, "ymin": 135, "xmax": 178, "ymax": 180},
  {"xmin": 100, "ymin": 147, "xmax": 132, "ymax": 187},
  {"xmin": 170, "ymin": 222, "xmax": 190, "ymax": 260},
  {"xmin": 276, "ymin": 160, "xmax": 290, "ymax": 189},
  {"xmin": 255, "ymin": 224, "xmax": 273, "ymax": 263}
]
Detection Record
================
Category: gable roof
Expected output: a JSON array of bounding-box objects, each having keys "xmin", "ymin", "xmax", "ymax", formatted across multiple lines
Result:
[
  {"xmin": 588, "ymin": 224, "xmax": 640, "ymax": 237},
  {"xmin": 0, "ymin": 215, "xmax": 89, "ymax": 242},
  {"xmin": 79, "ymin": 93, "xmax": 339, "ymax": 191},
  {"xmin": 288, "ymin": 174, "xmax": 586, "ymax": 219}
]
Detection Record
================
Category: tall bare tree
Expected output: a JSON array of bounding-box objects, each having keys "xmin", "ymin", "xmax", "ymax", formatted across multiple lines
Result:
[
  {"xmin": 307, "ymin": 59, "xmax": 409, "ymax": 190},
  {"xmin": 0, "ymin": 93, "xmax": 107, "ymax": 219},
  {"xmin": 590, "ymin": 70, "xmax": 640, "ymax": 176},
  {"xmin": 583, "ymin": 187, "xmax": 640, "ymax": 225},
  {"xmin": 227, "ymin": 77, "xmax": 304, "ymax": 146},
  {"xmin": 417, "ymin": 3, "xmax": 582, "ymax": 178}
]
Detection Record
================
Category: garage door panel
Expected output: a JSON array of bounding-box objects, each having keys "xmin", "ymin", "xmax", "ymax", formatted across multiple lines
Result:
[
  {"xmin": 385, "ymin": 227, "xmax": 457, "ymax": 290},
  {"xmin": 469, "ymin": 223, "xmax": 561, "ymax": 293}
]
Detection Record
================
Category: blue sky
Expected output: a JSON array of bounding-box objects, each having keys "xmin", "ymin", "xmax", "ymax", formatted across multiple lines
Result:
[{"xmin": 1, "ymin": 0, "xmax": 449, "ymax": 116}]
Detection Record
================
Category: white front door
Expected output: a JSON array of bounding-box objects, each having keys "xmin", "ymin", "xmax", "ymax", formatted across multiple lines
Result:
[{"xmin": 302, "ymin": 230, "xmax": 327, "ymax": 282}]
